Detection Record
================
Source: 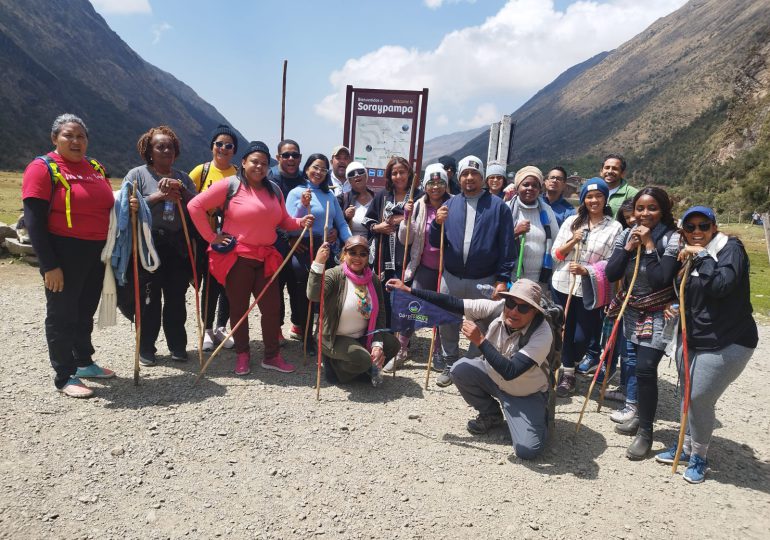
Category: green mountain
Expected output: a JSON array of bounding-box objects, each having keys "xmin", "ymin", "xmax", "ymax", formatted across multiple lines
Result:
[{"xmin": 0, "ymin": 0, "xmax": 248, "ymax": 176}]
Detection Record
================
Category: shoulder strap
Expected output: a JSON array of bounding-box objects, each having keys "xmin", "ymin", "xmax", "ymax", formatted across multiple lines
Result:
[
  {"xmin": 36, "ymin": 155, "xmax": 73, "ymax": 228},
  {"xmin": 199, "ymin": 161, "xmax": 212, "ymax": 192},
  {"xmin": 518, "ymin": 312, "xmax": 543, "ymax": 350},
  {"xmin": 86, "ymin": 156, "xmax": 107, "ymax": 178}
]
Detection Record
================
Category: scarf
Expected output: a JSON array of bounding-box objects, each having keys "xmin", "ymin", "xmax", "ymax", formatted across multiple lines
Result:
[
  {"xmin": 689, "ymin": 232, "xmax": 728, "ymax": 277},
  {"xmin": 509, "ymin": 195, "xmax": 556, "ymax": 282},
  {"xmin": 342, "ymin": 262, "xmax": 379, "ymax": 349},
  {"xmin": 606, "ymin": 286, "xmax": 676, "ymax": 340}
]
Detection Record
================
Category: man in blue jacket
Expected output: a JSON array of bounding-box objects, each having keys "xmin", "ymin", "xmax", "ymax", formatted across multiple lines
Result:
[{"xmin": 429, "ymin": 155, "xmax": 515, "ymax": 386}]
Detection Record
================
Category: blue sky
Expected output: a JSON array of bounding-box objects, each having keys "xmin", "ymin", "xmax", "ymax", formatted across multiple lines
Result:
[{"xmin": 91, "ymin": 0, "xmax": 686, "ymax": 156}]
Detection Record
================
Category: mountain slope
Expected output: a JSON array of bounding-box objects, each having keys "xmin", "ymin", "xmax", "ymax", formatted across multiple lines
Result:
[{"xmin": 0, "ymin": 0, "xmax": 247, "ymax": 175}]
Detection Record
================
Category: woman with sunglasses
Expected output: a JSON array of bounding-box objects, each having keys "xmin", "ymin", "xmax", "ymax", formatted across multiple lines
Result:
[
  {"xmin": 648, "ymin": 206, "xmax": 757, "ymax": 483},
  {"xmin": 308, "ymin": 236, "xmax": 399, "ymax": 387},
  {"xmin": 605, "ymin": 187, "xmax": 678, "ymax": 460},
  {"xmin": 485, "ymin": 161, "xmax": 508, "ymax": 198},
  {"xmin": 285, "ymin": 154, "xmax": 351, "ymax": 352},
  {"xmin": 189, "ymin": 125, "xmax": 239, "ymax": 351},
  {"xmin": 383, "ymin": 163, "xmax": 452, "ymax": 373},
  {"xmin": 337, "ymin": 161, "xmax": 374, "ymax": 237},
  {"xmin": 551, "ymin": 178, "xmax": 622, "ymax": 397}
]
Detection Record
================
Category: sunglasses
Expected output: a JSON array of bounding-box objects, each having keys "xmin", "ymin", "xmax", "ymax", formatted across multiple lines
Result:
[
  {"xmin": 504, "ymin": 298, "xmax": 534, "ymax": 314},
  {"xmin": 345, "ymin": 249, "xmax": 369, "ymax": 258},
  {"xmin": 214, "ymin": 141, "xmax": 234, "ymax": 150},
  {"xmin": 682, "ymin": 222, "xmax": 712, "ymax": 233},
  {"xmin": 347, "ymin": 168, "xmax": 367, "ymax": 179},
  {"xmin": 280, "ymin": 152, "xmax": 301, "ymax": 159}
]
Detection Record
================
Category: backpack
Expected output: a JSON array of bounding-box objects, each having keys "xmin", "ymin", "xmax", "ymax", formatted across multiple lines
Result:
[{"xmin": 36, "ymin": 155, "xmax": 107, "ymax": 228}]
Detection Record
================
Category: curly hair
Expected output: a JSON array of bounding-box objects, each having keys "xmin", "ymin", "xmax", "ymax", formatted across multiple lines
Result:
[
  {"xmin": 384, "ymin": 156, "xmax": 413, "ymax": 192},
  {"xmin": 136, "ymin": 125, "xmax": 181, "ymax": 164}
]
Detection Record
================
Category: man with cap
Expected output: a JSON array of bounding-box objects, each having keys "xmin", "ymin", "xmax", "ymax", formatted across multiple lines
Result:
[
  {"xmin": 387, "ymin": 277, "xmax": 553, "ymax": 459},
  {"xmin": 330, "ymin": 145, "xmax": 352, "ymax": 196},
  {"xmin": 601, "ymin": 153, "xmax": 638, "ymax": 216},
  {"xmin": 438, "ymin": 155, "xmax": 461, "ymax": 195},
  {"xmin": 543, "ymin": 166, "xmax": 576, "ymax": 227},
  {"xmin": 429, "ymin": 155, "xmax": 515, "ymax": 386}
]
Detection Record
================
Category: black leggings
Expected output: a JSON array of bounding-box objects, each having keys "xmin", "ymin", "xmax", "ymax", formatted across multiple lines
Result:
[{"xmin": 634, "ymin": 343, "xmax": 666, "ymax": 432}]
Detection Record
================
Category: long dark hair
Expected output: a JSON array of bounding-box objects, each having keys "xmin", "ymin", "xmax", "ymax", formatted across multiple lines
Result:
[
  {"xmin": 571, "ymin": 194, "xmax": 612, "ymax": 231},
  {"xmin": 302, "ymin": 153, "xmax": 331, "ymax": 193},
  {"xmin": 385, "ymin": 156, "xmax": 414, "ymax": 193},
  {"xmin": 616, "ymin": 198, "xmax": 635, "ymax": 229},
  {"xmin": 632, "ymin": 187, "xmax": 676, "ymax": 230}
]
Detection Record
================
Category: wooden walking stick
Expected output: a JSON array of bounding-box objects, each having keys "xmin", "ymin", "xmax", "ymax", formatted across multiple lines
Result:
[
  {"xmin": 562, "ymin": 231, "xmax": 587, "ymax": 341},
  {"xmin": 316, "ymin": 201, "xmax": 331, "ymax": 400},
  {"xmin": 672, "ymin": 258, "xmax": 693, "ymax": 473},
  {"xmin": 131, "ymin": 182, "xmax": 142, "ymax": 386},
  {"xmin": 576, "ymin": 244, "xmax": 642, "ymax": 432},
  {"xmin": 303, "ymin": 204, "xmax": 314, "ymax": 358},
  {"xmin": 176, "ymin": 199, "xmax": 204, "ymax": 367},
  {"xmin": 400, "ymin": 173, "xmax": 419, "ymax": 281},
  {"xmin": 424, "ymin": 222, "xmax": 445, "ymax": 389},
  {"xmin": 194, "ymin": 225, "xmax": 310, "ymax": 384},
  {"xmin": 280, "ymin": 60, "xmax": 287, "ymax": 141}
]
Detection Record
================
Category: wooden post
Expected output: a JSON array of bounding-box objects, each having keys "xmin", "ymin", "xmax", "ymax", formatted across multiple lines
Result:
[{"xmin": 280, "ymin": 60, "xmax": 287, "ymax": 141}]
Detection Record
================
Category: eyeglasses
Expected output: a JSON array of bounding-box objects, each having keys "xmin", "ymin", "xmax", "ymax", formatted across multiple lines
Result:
[
  {"xmin": 425, "ymin": 180, "xmax": 446, "ymax": 188},
  {"xmin": 504, "ymin": 298, "xmax": 533, "ymax": 314},
  {"xmin": 311, "ymin": 165, "xmax": 328, "ymax": 174},
  {"xmin": 214, "ymin": 141, "xmax": 235, "ymax": 150},
  {"xmin": 345, "ymin": 249, "xmax": 369, "ymax": 258},
  {"xmin": 347, "ymin": 168, "xmax": 367, "ymax": 179},
  {"xmin": 546, "ymin": 175, "xmax": 565, "ymax": 181},
  {"xmin": 280, "ymin": 152, "xmax": 301, "ymax": 159},
  {"xmin": 682, "ymin": 222, "xmax": 712, "ymax": 233}
]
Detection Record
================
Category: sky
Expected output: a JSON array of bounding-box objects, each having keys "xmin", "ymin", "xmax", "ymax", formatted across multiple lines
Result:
[{"xmin": 90, "ymin": 0, "xmax": 687, "ymax": 157}]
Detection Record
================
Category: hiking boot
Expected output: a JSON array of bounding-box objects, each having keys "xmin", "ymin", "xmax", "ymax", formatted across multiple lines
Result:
[
  {"xmin": 171, "ymin": 350, "xmax": 189, "ymax": 362},
  {"xmin": 610, "ymin": 404, "xmax": 638, "ymax": 424},
  {"xmin": 683, "ymin": 455, "xmax": 708, "ymax": 484},
  {"xmin": 555, "ymin": 372, "xmax": 576, "ymax": 397},
  {"xmin": 261, "ymin": 354, "xmax": 296, "ymax": 373},
  {"xmin": 370, "ymin": 365, "xmax": 384, "ymax": 388},
  {"xmin": 214, "ymin": 327, "xmax": 234, "ymax": 349},
  {"xmin": 382, "ymin": 349, "xmax": 407, "ymax": 374},
  {"xmin": 614, "ymin": 416, "xmax": 639, "ymax": 435},
  {"xmin": 604, "ymin": 386, "xmax": 627, "ymax": 403},
  {"xmin": 139, "ymin": 353, "xmax": 157, "ymax": 367},
  {"xmin": 655, "ymin": 446, "xmax": 690, "ymax": 465},
  {"xmin": 431, "ymin": 353, "xmax": 446, "ymax": 372},
  {"xmin": 75, "ymin": 363, "xmax": 115, "ymax": 379},
  {"xmin": 626, "ymin": 428, "xmax": 652, "ymax": 460},
  {"xmin": 289, "ymin": 325, "xmax": 304, "ymax": 341},
  {"xmin": 467, "ymin": 412, "xmax": 506, "ymax": 435},
  {"xmin": 435, "ymin": 366, "xmax": 453, "ymax": 387},
  {"xmin": 203, "ymin": 330, "xmax": 216, "ymax": 351},
  {"xmin": 234, "ymin": 352, "xmax": 250, "ymax": 376},
  {"xmin": 576, "ymin": 354, "xmax": 599, "ymax": 375},
  {"xmin": 58, "ymin": 377, "xmax": 94, "ymax": 398}
]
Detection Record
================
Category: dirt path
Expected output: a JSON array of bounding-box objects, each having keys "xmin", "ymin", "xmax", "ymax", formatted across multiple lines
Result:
[{"xmin": 0, "ymin": 259, "xmax": 768, "ymax": 539}]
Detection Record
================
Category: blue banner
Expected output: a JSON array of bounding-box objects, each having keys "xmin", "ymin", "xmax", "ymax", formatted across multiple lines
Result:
[{"xmin": 390, "ymin": 290, "xmax": 462, "ymax": 333}]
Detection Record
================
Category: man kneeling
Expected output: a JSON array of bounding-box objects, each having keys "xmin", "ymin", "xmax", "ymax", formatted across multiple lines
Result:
[{"xmin": 387, "ymin": 278, "xmax": 552, "ymax": 459}]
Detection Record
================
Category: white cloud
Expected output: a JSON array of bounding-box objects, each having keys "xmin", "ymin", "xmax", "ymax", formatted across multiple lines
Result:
[
  {"xmin": 424, "ymin": 0, "xmax": 477, "ymax": 9},
  {"xmin": 315, "ymin": 0, "xmax": 687, "ymax": 130},
  {"xmin": 458, "ymin": 103, "xmax": 500, "ymax": 128},
  {"xmin": 90, "ymin": 0, "xmax": 151, "ymax": 15},
  {"xmin": 152, "ymin": 22, "xmax": 172, "ymax": 45},
  {"xmin": 435, "ymin": 114, "xmax": 449, "ymax": 127}
]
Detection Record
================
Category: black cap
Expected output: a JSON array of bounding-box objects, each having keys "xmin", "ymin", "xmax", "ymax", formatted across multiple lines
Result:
[
  {"xmin": 210, "ymin": 124, "xmax": 238, "ymax": 153},
  {"xmin": 241, "ymin": 140, "xmax": 270, "ymax": 161},
  {"xmin": 438, "ymin": 155, "xmax": 457, "ymax": 171}
]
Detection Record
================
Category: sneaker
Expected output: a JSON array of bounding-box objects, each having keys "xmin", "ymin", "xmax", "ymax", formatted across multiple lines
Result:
[
  {"xmin": 614, "ymin": 416, "xmax": 639, "ymax": 435},
  {"xmin": 431, "ymin": 353, "xmax": 446, "ymax": 372},
  {"xmin": 234, "ymin": 352, "xmax": 251, "ymax": 376},
  {"xmin": 139, "ymin": 353, "xmax": 157, "ymax": 367},
  {"xmin": 435, "ymin": 366, "xmax": 453, "ymax": 387},
  {"xmin": 382, "ymin": 349, "xmax": 407, "ymax": 374},
  {"xmin": 595, "ymin": 363, "xmax": 617, "ymax": 384},
  {"xmin": 171, "ymin": 350, "xmax": 189, "ymax": 362},
  {"xmin": 610, "ymin": 404, "xmax": 638, "ymax": 424},
  {"xmin": 604, "ymin": 386, "xmax": 627, "ymax": 403},
  {"xmin": 58, "ymin": 377, "xmax": 94, "ymax": 398},
  {"xmin": 203, "ymin": 330, "xmax": 216, "ymax": 352},
  {"xmin": 289, "ymin": 325, "xmax": 304, "ymax": 341},
  {"xmin": 683, "ymin": 455, "xmax": 708, "ymax": 484},
  {"xmin": 655, "ymin": 446, "xmax": 691, "ymax": 465},
  {"xmin": 214, "ymin": 327, "xmax": 234, "ymax": 349},
  {"xmin": 467, "ymin": 412, "xmax": 506, "ymax": 435},
  {"xmin": 261, "ymin": 354, "xmax": 296, "ymax": 373},
  {"xmin": 370, "ymin": 365, "xmax": 384, "ymax": 388},
  {"xmin": 278, "ymin": 329, "xmax": 288, "ymax": 346},
  {"xmin": 75, "ymin": 363, "xmax": 115, "ymax": 379},
  {"xmin": 555, "ymin": 372, "xmax": 576, "ymax": 397},
  {"xmin": 576, "ymin": 354, "xmax": 599, "ymax": 375}
]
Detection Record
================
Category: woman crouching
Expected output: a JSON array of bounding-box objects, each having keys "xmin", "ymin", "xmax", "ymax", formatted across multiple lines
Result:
[{"xmin": 307, "ymin": 236, "xmax": 399, "ymax": 387}]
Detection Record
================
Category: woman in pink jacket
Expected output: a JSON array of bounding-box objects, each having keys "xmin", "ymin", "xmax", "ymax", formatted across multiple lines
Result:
[{"xmin": 188, "ymin": 141, "xmax": 314, "ymax": 376}]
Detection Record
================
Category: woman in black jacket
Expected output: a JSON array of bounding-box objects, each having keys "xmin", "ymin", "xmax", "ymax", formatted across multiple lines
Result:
[{"xmin": 649, "ymin": 206, "xmax": 757, "ymax": 483}]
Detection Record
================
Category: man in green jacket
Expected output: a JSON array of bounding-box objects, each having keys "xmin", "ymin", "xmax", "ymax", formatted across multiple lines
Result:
[{"xmin": 601, "ymin": 154, "xmax": 638, "ymax": 216}]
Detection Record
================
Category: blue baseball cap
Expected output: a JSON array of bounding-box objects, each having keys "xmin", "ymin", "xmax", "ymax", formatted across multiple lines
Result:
[{"xmin": 681, "ymin": 205, "xmax": 717, "ymax": 224}]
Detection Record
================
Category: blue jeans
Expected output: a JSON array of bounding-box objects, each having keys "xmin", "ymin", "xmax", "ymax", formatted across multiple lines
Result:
[{"xmin": 618, "ymin": 332, "xmax": 638, "ymax": 405}]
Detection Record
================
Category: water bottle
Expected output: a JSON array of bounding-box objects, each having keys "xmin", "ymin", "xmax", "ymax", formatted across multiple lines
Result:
[
  {"xmin": 662, "ymin": 303, "xmax": 679, "ymax": 341},
  {"xmin": 476, "ymin": 283, "xmax": 496, "ymax": 299},
  {"xmin": 162, "ymin": 200, "xmax": 175, "ymax": 223}
]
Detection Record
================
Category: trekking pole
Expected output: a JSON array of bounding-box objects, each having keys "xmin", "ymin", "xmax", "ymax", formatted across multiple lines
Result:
[
  {"xmin": 576, "ymin": 244, "xmax": 641, "ymax": 432},
  {"xmin": 303, "ymin": 203, "xmax": 314, "ymax": 358},
  {"xmin": 672, "ymin": 258, "xmax": 693, "ymax": 473},
  {"xmin": 280, "ymin": 60, "xmax": 287, "ymax": 141},
  {"xmin": 176, "ymin": 198, "xmax": 204, "ymax": 367},
  {"xmin": 130, "ymin": 182, "xmax": 142, "ymax": 386},
  {"xmin": 194, "ymin": 225, "xmax": 309, "ymax": 384},
  {"xmin": 516, "ymin": 234, "xmax": 526, "ymax": 280},
  {"xmin": 425, "ymin": 222, "xmax": 445, "ymax": 389},
  {"xmin": 400, "ymin": 174, "xmax": 419, "ymax": 281},
  {"xmin": 561, "ymin": 240, "xmax": 584, "ymax": 342},
  {"xmin": 316, "ymin": 201, "xmax": 330, "ymax": 401}
]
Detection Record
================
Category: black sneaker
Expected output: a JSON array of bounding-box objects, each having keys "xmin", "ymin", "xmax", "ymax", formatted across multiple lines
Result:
[
  {"xmin": 171, "ymin": 350, "xmax": 189, "ymax": 362},
  {"xmin": 467, "ymin": 412, "xmax": 506, "ymax": 435}
]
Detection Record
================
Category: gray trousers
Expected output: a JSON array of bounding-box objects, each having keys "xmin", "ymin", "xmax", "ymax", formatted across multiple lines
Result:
[
  {"xmin": 677, "ymin": 342, "xmax": 753, "ymax": 458},
  {"xmin": 451, "ymin": 356, "xmax": 548, "ymax": 460},
  {"xmin": 324, "ymin": 333, "xmax": 400, "ymax": 383},
  {"xmin": 439, "ymin": 270, "xmax": 496, "ymax": 365}
]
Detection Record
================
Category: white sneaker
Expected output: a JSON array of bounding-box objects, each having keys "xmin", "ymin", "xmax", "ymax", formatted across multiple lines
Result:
[
  {"xmin": 203, "ymin": 330, "xmax": 216, "ymax": 351},
  {"xmin": 610, "ymin": 404, "xmax": 638, "ymax": 424},
  {"xmin": 215, "ymin": 327, "xmax": 234, "ymax": 349}
]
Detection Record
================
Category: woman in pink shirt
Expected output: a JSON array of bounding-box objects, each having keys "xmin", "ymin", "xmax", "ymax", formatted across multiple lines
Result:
[{"xmin": 188, "ymin": 141, "xmax": 314, "ymax": 376}]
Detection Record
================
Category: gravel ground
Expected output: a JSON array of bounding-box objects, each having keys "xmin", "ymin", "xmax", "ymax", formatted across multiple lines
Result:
[{"xmin": 0, "ymin": 258, "xmax": 768, "ymax": 540}]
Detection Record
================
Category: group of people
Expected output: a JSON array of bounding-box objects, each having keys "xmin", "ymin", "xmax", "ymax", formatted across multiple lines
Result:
[{"xmin": 22, "ymin": 113, "xmax": 758, "ymax": 483}]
